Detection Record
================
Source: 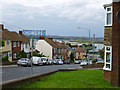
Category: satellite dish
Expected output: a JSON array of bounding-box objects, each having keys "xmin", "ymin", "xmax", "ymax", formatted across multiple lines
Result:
[{"xmin": 116, "ymin": 9, "xmax": 120, "ymax": 24}]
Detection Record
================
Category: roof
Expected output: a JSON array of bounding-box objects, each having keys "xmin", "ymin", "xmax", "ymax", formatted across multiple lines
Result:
[
  {"xmin": 20, "ymin": 34, "xmax": 30, "ymax": 43},
  {"xmin": 103, "ymin": 3, "xmax": 112, "ymax": 9},
  {"xmin": 2, "ymin": 29, "xmax": 22, "ymax": 41},
  {"xmin": 74, "ymin": 47, "xmax": 87, "ymax": 52},
  {"xmin": 44, "ymin": 38, "xmax": 59, "ymax": 48}
]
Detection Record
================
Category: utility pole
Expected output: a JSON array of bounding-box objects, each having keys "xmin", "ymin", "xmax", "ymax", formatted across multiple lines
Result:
[
  {"xmin": 92, "ymin": 34, "xmax": 95, "ymax": 59},
  {"xmin": 30, "ymin": 36, "xmax": 33, "ymax": 76}
]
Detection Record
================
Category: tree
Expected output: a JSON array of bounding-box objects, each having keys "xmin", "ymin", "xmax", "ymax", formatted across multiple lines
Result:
[
  {"xmin": 70, "ymin": 52, "xmax": 74, "ymax": 62},
  {"xmin": 17, "ymin": 50, "xmax": 27, "ymax": 59},
  {"xmin": 0, "ymin": 40, "xmax": 5, "ymax": 47}
]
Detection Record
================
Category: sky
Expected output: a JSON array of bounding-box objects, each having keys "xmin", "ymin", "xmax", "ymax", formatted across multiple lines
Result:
[{"xmin": 0, "ymin": 0, "xmax": 112, "ymax": 37}]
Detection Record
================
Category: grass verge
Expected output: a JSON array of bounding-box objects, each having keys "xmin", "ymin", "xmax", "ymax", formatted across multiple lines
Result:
[{"xmin": 18, "ymin": 69, "xmax": 119, "ymax": 88}]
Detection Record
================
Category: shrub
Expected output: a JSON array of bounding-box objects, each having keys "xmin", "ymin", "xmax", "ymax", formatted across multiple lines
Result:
[
  {"xmin": 2, "ymin": 56, "xmax": 8, "ymax": 62},
  {"xmin": 92, "ymin": 59, "xmax": 97, "ymax": 63}
]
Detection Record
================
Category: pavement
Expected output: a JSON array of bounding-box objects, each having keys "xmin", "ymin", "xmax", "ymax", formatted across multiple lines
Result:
[
  {"xmin": 0, "ymin": 65, "xmax": 17, "ymax": 68},
  {"xmin": 2, "ymin": 64, "xmax": 82, "ymax": 83}
]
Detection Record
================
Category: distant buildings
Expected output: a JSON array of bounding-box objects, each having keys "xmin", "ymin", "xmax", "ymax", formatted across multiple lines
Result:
[{"xmin": 74, "ymin": 47, "xmax": 87, "ymax": 60}]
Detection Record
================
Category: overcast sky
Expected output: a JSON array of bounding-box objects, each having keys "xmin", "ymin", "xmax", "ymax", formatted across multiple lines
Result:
[{"xmin": 0, "ymin": 0, "xmax": 112, "ymax": 37}]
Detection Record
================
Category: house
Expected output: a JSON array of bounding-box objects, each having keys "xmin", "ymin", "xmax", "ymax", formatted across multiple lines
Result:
[
  {"xmin": 0, "ymin": 24, "xmax": 30, "ymax": 61},
  {"xmin": 19, "ymin": 31, "xmax": 30, "ymax": 58},
  {"xmin": 74, "ymin": 47, "xmax": 87, "ymax": 60},
  {"xmin": 0, "ymin": 27, "xmax": 12, "ymax": 61},
  {"xmin": 36, "ymin": 36, "xmax": 68, "ymax": 61},
  {"xmin": 3, "ymin": 29, "xmax": 22, "ymax": 60},
  {"xmin": 103, "ymin": 0, "xmax": 120, "ymax": 86}
]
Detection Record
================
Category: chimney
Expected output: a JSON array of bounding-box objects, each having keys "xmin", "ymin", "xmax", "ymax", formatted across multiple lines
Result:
[
  {"xmin": 39, "ymin": 35, "xmax": 44, "ymax": 39},
  {"xmin": 19, "ymin": 31, "xmax": 22, "ymax": 35},
  {"xmin": 48, "ymin": 37, "xmax": 53, "ymax": 40},
  {"xmin": 0, "ymin": 24, "xmax": 4, "ymax": 30}
]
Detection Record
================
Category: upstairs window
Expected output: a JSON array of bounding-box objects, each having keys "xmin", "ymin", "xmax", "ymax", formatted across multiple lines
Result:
[
  {"xmin": 13, "ymin": 42, "xmax": 16, "ymax": 47},
  {"xmin": 6, "ymin": 40, "xmax": 9, "ymax": 45},
  {"xmin": 105, "ymin": 6, "xmax": 112, "ymax": 26},
  {"xmin": 18, "ymin": 42, "xmax": 20, "ymax": 47}
]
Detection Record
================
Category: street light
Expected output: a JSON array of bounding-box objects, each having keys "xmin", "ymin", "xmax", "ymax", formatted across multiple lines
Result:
[{"xmin": 77, "ymin": 27, "xmax": 91, "ymax": 59}]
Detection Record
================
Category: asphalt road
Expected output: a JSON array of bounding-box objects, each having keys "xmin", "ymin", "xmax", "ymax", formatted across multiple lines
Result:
[{"xmin": 2, "ymin": 64, "xmax": 81, "ymax": 82}]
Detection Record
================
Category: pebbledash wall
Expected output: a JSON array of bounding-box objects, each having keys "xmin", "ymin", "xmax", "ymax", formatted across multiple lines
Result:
[{"xmin": 103, "ymin": 0, "xmax": 120, "ymax": 86}]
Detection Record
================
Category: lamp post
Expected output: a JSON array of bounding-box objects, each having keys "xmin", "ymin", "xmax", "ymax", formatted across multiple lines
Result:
[{"xmin": 77, "ymin": 27, "xmax": 91, "ymax": 59}]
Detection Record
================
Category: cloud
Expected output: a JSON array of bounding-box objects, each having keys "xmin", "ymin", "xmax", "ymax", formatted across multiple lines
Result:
[{"xmin": 1, "ymin": 0, "xmax": 112, "ymax": 22}]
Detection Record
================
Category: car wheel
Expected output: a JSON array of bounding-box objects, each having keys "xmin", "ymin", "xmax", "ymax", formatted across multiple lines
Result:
[{"xmin": 17, "ymin": 64, "xmax": 20, "ymax": 66}]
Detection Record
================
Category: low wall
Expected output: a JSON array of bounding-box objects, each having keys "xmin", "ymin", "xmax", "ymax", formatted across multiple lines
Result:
[{"xmin": 1, "ymin": 68, "xmax": 79, "ymax": 88}]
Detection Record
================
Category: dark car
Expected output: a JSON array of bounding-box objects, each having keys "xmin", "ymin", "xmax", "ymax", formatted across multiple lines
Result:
[{"xmin": 64, "ymin": 60, "xmax": 71, "ymax": 64}]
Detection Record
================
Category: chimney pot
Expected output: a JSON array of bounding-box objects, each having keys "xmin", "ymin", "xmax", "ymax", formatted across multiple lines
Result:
[
  {"xmin": 19, "ymin": 31, "xmax": 22, "ymax": 35},
  {"xmin": 0, "ymin": 24, "xmax": 4, "ymax": 30}
]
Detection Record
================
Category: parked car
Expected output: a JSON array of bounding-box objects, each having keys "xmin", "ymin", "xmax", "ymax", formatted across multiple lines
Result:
[
  {"xmin": 31, "ymin": 56, "xmax": 43, "ymax": 65},
  {"xmin": 75, "ymin": 60, "xmax": 81, "ymax": 64},
  {"xmin": 56, "ymin": 59, "xmax": 63, "ymax": 65},
  {"xmin": 80, "ymin": 61, "xmax": 88, "ymax": 66},
  {"xmin": 41, "ymin": 57, "xmax": 49, "ymax": 65},
  {"xmin": 64, "ymin": 60, "xmax": 71, "ymax": 64},
  {"xmin": 53, "ymin": 59, "xmax": 57, "ymax": 64},
  {"xmin": 48, "ymin": 59, "xmax": 54, "ymax": 65},
  {"xmin": 17, "ymin": 58, "xmax": 31, "ymax": 67},
  {"xmin": 96, "ymin": 59, "xmax": 104, "ymax": 64}
]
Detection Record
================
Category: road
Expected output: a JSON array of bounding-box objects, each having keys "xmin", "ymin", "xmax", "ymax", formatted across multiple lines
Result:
[{"xmin": 2, "ymin": 64, "xmax": 81, "ymax": 82}]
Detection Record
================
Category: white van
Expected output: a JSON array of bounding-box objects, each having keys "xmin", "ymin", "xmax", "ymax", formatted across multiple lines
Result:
[
  {"xmin": 31, "ymin": 56, "xmax": 43, "ymax": 65},
  {"xmin": 41, "ymin": 57, "xmax": 49, "ymax": 65}
]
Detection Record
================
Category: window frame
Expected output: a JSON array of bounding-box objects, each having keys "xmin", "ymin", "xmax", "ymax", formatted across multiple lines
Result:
[
  {"xmin": 6, "ymin": 40, "xmax": 9, "ymax": 45},
  {"xmin": 18, "ymin": 41, "xmax": 20, "ymax": 47},
  {"xmin": 103, "ymin": 46, "xmax": 112, "ymax": 71},
  {"xmin": 13, "ymin": 42, "xmax": 16, "ymax": 47},
  {"xmin": 105, "ymin": 6, "xmax": 112, "ymax": 26}
]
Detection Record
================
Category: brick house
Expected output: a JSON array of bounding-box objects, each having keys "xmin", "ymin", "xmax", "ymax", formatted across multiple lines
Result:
[
  {"xmin": 19, "ymin": 31, "xmax": 30, "ymax": 58},
  {"xmin": 74, "ymin": 47, "xmax": 87, "ymax": 60},
  {"xmin": 103, "ymin": 0, "xmax": 120, "ymax": 86}
]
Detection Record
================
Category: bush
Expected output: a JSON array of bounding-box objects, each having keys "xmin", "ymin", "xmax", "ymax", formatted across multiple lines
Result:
[
  {"xmin": 2, "ymin": 56, "xmax": 8, "ymax": 62},
  {"xmin": 17, "ymin": 50, "xmax": 27, "ymax": 59},
  {"xmin": 33, "ymin": 52, "xmax": 45, "ymax": 57},
  {"xmin": 92, "ymin": 59, "xmax": 97, "ymax": 63}
]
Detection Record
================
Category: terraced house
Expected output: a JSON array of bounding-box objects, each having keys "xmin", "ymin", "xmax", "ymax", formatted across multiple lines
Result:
[
  {"xmin": 0, "ymin": 24, "xmax": 30, "ymax": 61},
  {"xmin": 36, "ymin": 36, "xmax": 70, "ymax": 61}
]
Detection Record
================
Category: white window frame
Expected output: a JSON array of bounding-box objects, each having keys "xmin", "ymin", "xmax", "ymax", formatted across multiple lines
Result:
[
  {"xmin": 18, "ymin": 42, "xmax": 20, "ymax": 47},
  {"xmin": 105, "ymin": 6, "xmax": 112, "ymax": 26},
  {"xmin": 13, "ymin": 42, "xmax": 16, "ymax": 47},
  {"xmin": 103, "ymin": 46, "xmax": 112, "ymax": 71}
]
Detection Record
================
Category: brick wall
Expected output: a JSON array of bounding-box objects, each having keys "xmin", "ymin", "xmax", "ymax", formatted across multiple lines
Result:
[
  {"xmin": 104, "ymin": 70, "xmax": 111, "ymax": 81},
  {"xmin": 111, "ymin": 2, "xmax": 120, "ymax": 86},
  {"xmin": 104, "ymin": 28, "xmax": 112, "ymax": 45}
]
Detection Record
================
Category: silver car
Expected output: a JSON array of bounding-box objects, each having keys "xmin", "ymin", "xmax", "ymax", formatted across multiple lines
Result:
[{"xmin": 17, "ymin": 58, "xmax": 32, "ymax": 67}]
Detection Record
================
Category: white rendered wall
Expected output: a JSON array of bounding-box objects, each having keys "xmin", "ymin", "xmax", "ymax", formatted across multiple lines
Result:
[
  {"xmin": 21, "ymin": 43, "xmax": 30, "ymax": 53},
  {"xmin": 36, "ymin": 40, "xmax": 53, "ymax": 59}
]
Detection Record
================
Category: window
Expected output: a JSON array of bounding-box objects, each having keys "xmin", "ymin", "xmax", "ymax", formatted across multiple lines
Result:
[
  {"xmin": 18, "ymin": 42, "xmax": 20, "ymax": 47},
  {"xmin": 13, "ymin": 42, "xmax": 16, "ymax": 47},
  {"xmin": 79, "ymin": 52, "xmax": 80, "ymax": 55},
  {"xmin": 105, "ymin": 6, "xmax": 112, "ymax": 26},
  {"xmin": 13, "ymin": 53, "xmax": 17, "ymax": 59},
  {"xmin": 26, "ymin": 44, "xmax": 27, "ymax": 48},
  {"xmin": 103, "ymin": 46, "xmax": 112, "ymax": 71},
  {"xmin": 6, "ymin": 40, "xmax": 9, "ymax": 45}
]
